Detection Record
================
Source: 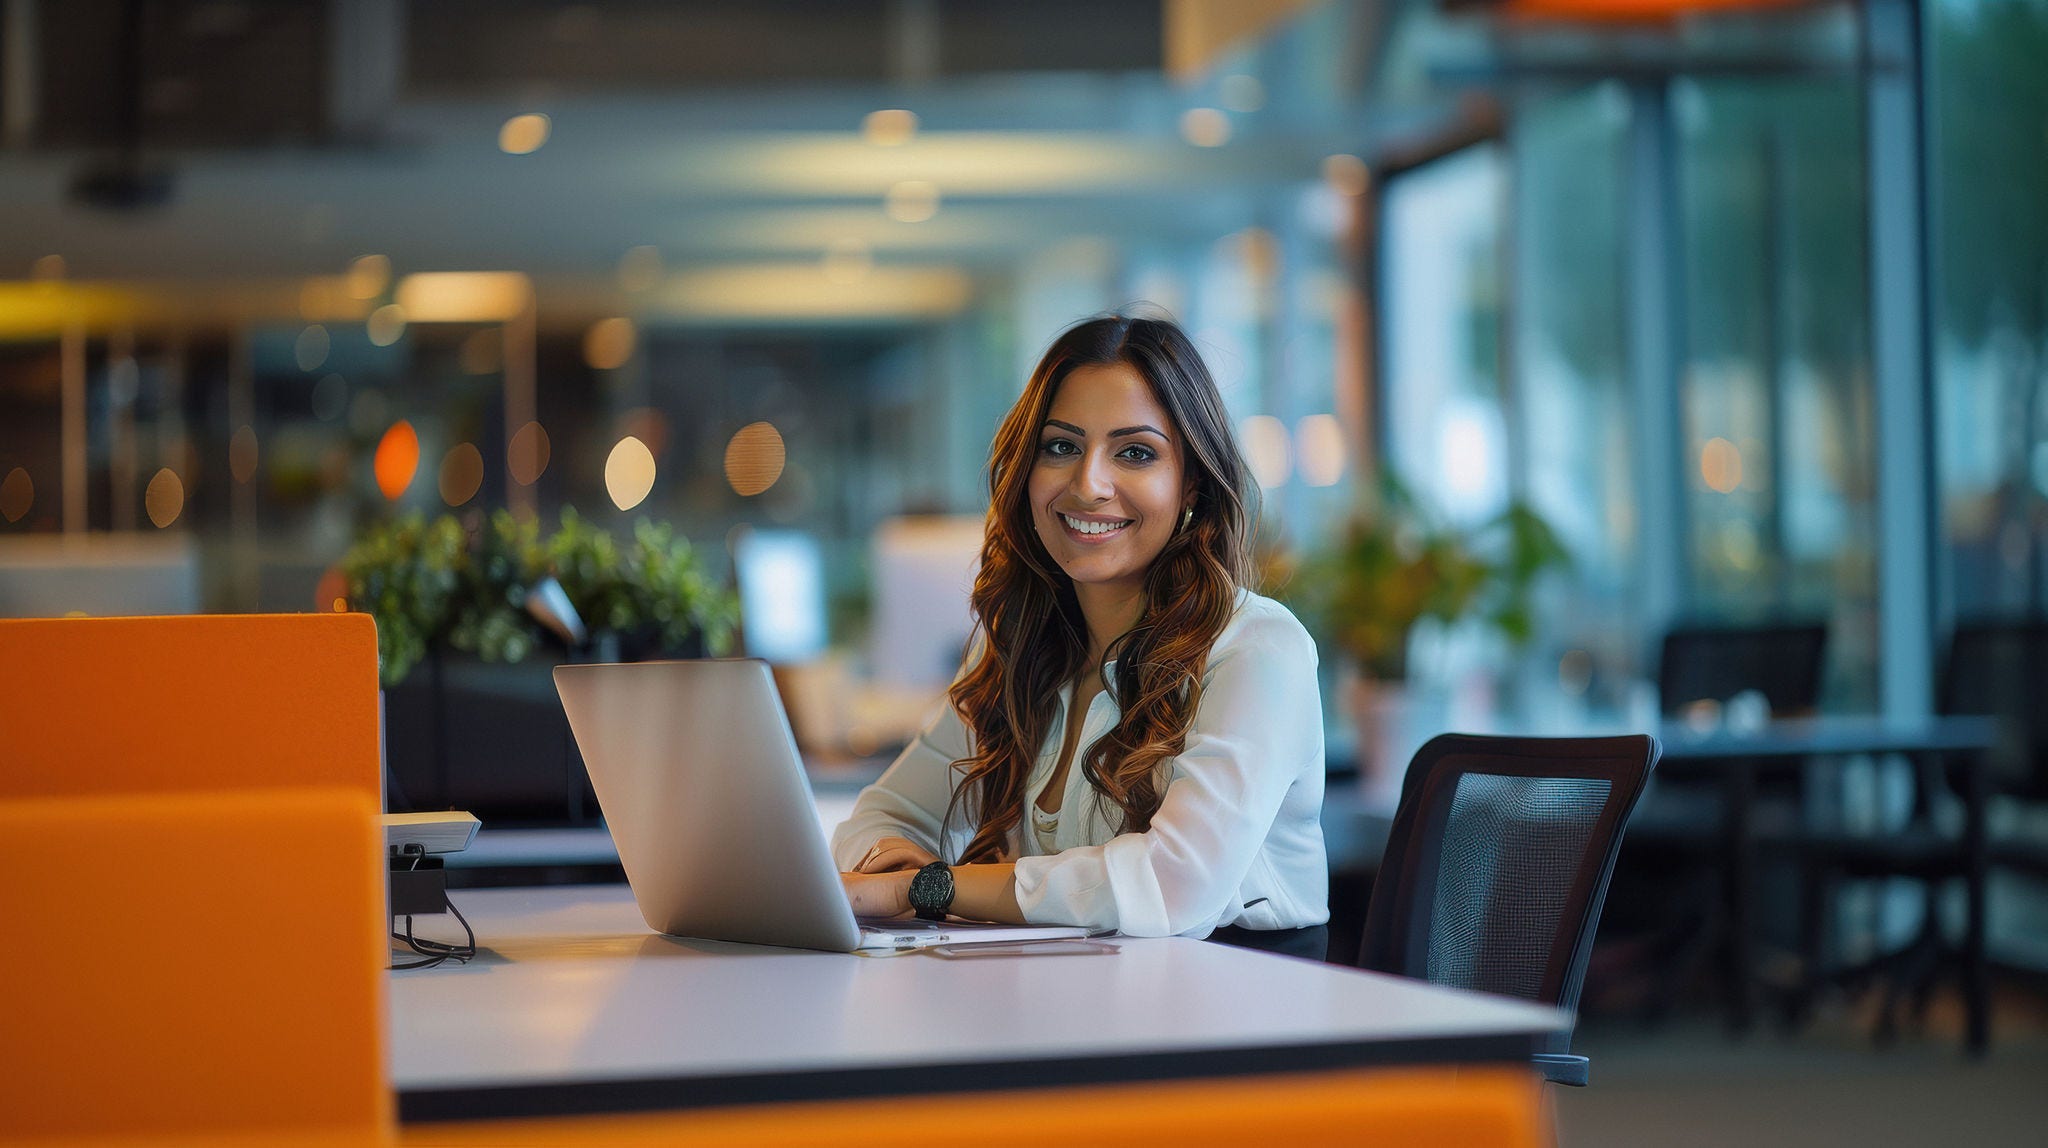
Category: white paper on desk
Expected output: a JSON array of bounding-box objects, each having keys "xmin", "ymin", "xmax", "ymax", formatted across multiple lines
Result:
[{"xmin": 854, "ymin": 918, "xmax": 1102, "ymax": 951}]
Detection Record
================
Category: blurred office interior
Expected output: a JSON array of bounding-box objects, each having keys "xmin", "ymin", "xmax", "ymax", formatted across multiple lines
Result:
[{"xmin": 3, "ymin": 1, "xmax": 2047, "ymax": 1141}]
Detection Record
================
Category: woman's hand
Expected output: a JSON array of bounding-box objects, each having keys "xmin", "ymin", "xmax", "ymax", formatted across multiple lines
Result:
[
  {"xmin": 840, "ymin": 869, "xmax": 914, "ymax": 918},
  {"xmin": 854, "ymin": 835, "xmax": 938, "ymax": 873}
]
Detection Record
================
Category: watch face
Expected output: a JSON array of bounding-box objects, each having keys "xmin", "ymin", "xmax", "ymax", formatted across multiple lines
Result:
[{"xmin": 909, "ymin": 862, "xmax": 953, "ymax": 919}]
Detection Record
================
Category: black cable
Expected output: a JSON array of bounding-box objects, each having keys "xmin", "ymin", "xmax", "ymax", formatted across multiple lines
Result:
[{"xmin": 389, "ymin": 845, "xmax": 477, "ymax": 970}]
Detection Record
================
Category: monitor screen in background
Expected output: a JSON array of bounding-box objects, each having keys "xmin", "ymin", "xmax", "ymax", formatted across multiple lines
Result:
[
  {"xmin": 869, "ymin": 515, "xmax": 981, "ymax": 690},
  {"xmin": 734, "ymin": 529, "xmax": 827, "ymax": 664}
]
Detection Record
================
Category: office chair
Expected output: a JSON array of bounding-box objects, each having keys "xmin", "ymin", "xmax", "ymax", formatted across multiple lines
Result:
[
  {"xmin": 1656, "ymin": 621, "xmax": 1829, "ymax": 718},
  {"xmin": 1785, "ymin": 619, "xmax": 2048, "ymax": 1053},
  {"xmin": 1357, "ymin": 734, "xmax": 1660, "ymax": 1086},
  {"xmin": 1610, "ymin": 621, "xmax": 1829, "ymax": 1028}
]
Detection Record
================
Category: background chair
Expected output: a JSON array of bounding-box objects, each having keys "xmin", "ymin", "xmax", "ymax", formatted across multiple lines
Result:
[
  {"xmin": 1600, "ymin": 620, "xmax": 1830, "ymax": 1028},
  {"xmin": 1356, "ymin": 733, "xmax": 1660, "ymax": 1087},
  {"xmin": 1656, "ymin": 621, "xmax": 1829, "ymax": 718},
  {"xmin": 1781, "ymin": 618, "xmax": 2048, "ymax": 1053}
]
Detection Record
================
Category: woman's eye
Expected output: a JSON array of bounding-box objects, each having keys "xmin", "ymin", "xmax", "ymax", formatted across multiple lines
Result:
[
  {"xmin": 1118, "ymin": 445, "xmax": 1156, "ymax": 462},
  {"xmin": 1040, "ymin": 439, "xmax": 1078, "ymax": 457}
]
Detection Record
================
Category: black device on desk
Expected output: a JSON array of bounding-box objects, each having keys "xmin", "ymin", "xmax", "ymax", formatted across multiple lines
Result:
[{"xmin": 385, "ymin": 812, "xmax": 480, "ymax": 969}]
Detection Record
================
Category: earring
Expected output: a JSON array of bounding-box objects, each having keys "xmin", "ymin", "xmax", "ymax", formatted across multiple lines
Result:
[{"xmin": 1180, "ymin": 506, "xmax": 1194, "ymax": 532}]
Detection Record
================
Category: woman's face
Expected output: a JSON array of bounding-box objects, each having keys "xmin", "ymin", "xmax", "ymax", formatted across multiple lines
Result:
[{"xmin": 1026, "ymin": 361, "xmax": 1190, "ymax": 598}]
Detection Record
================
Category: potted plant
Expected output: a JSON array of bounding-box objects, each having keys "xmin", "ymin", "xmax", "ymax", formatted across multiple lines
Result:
[
  {"xmin": 1292, "ymin": 474, "xmax": 1571, "ymax": 774},
  {"xmin": 339, "ymin": 509, "xmax": 738, "ymax": 818}
]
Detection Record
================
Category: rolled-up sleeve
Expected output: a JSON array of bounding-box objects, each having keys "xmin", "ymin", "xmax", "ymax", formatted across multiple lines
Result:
[
  {"xmin": 829, "ymin": 695, "xmax": 973, "ymax": 870},
  {"xmin": 1011, "ymin": 610, "xmax": 1322, "ymax": 936}
]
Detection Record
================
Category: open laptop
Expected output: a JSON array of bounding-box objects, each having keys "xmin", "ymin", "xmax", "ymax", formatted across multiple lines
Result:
[{"xmin": 553, "ymin": 658, "xmax": 1096, "ymax": 953}]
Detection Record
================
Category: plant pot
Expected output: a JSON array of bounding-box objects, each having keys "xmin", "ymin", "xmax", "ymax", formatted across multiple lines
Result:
[{"xmin": 1337, "ymin": 663, "xmax": 1450, "ymax": 801}]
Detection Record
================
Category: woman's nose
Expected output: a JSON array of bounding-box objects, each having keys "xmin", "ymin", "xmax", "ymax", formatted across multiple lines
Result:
[{"xmin": 1070, "ymin": 449, "xmax": 1114, "ymax": 501}]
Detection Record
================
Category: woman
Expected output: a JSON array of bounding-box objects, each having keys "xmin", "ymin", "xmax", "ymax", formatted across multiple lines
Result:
[{"xmin": 832, "ymin": 313, "xmax": 1327, "ymax": 957}]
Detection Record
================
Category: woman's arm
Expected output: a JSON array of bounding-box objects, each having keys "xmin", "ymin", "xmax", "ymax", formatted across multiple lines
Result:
[{"xmin": 840, "ymin": 863, "xmax": 1023, "ymax": 922}]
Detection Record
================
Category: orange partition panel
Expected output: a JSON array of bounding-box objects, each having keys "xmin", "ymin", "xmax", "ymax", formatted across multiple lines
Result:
[
  {"xmin": 0, "ymin": 613, "xmax": 380, "ymax": 802},
  {"xmin": 0, "ymin": 787, "xmax": 391, "ymax": 1143},
  {"xmin": 399, "ymin": 1066, "xmax": 1549, "ymax": 1148}
]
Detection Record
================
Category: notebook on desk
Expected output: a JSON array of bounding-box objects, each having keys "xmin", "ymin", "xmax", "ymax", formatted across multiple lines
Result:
[{"xmin": 555, "ymin": 659, "xmax": 1097, "ymax": 954}]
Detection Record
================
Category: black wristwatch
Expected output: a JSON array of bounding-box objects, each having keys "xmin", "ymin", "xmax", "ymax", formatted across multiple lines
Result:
[{"xmin": 907, "ymin": 861, "xmax": 955, "ymax": 921}]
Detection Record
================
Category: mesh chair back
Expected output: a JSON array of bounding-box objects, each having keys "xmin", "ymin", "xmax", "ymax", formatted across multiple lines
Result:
[
  {"xmin": 1942, "ymin": 619, "xmax": 2048, "ymax": 799},
  {"xmin": 1358, "ymin": 734, "xmax": 1659, "ymax": 1055},
  {"xmin": 1658, "ymin": 622, "xmax": 1828, "ymax": 717}
]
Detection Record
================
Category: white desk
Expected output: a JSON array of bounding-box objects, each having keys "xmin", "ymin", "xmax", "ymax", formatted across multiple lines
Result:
[{"xmin": 390, "ymin": 886, "xmax": 1569, "ymax": 1122}]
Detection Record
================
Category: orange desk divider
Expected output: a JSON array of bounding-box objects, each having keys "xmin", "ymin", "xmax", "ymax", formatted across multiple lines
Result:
[
  {"xmin": 0, "ymin": 613, "xmax": 381, "ymax": 803},
  {"xmin": 400, "ymin": 1066, "xmax": 1550, "ymax": 1148},
  {"xmin": 0, "ymin": 787, "xmax": 391, "ymax": 1146}
]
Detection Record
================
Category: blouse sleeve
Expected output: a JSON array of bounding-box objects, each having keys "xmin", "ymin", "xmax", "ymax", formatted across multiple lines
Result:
[
  {"xmin": 828, "ymin": 690, "xmax": 973, "ymax": 870},
  {"xmin": 1009, "ymin": 609, "xmax": 1321, "ymax": 936}
]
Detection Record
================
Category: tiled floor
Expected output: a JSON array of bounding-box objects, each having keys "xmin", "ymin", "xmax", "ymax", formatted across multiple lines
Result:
[{"xmin": 1555, "ymin": 990, "xmax": 2048, "ymax": 1147}]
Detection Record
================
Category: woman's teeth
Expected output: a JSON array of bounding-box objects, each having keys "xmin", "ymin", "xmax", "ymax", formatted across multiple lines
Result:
[{"xmin": 1062, "ymin": 514, "xmax": 1129, "ymax": 536}]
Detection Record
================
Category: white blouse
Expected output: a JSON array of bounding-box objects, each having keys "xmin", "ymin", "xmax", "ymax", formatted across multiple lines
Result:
[{"xmin": 830, "ymin": 590, "xmax": 1328, "ymax": 938}]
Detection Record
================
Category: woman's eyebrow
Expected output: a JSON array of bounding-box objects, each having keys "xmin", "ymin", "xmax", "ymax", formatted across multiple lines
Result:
[
  {"xmin": 1042, "ymin": 419, "xmax": 1085, "ymax": 436},
  {"xmin": 1040, "ymin": 420, "xmax": 1166, "ymax": 439}
]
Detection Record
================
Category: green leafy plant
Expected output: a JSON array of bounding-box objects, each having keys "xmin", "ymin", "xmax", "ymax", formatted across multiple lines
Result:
[
  {"xmin": 340, "ymin": 513, "xmax": 466, "ymax": 686},
  {"xmin": 1294, "ymin": 475, "xmax": 1571, "ymax": 681},
  {"xmin": 448, "ymin": 510, "xmax": 547, "ymax": 666},
  {"xmin": 342, "ymin": 507, "xmax": 736, "ymax": 686}
]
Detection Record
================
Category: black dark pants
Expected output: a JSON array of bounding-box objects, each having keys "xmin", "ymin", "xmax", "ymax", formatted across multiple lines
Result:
[{"xmin": 1206, "ymin": 923, "xmax": 1330, "ymax": 962}]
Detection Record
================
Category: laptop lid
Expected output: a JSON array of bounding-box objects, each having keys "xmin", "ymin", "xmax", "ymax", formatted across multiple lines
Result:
[{"xmin": 553, "ymin": 659, "xmax": 863, "ymax": 953}]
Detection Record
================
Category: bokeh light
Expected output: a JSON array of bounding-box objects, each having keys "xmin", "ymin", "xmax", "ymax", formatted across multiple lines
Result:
[
  {"xmin": 374, "ymin": 420, "xmax": 421, "ymax": 501},
  {"xmin": 863, "ymin": 108, "xmax": 918, "ymax": 146},
  {"xmin": 605, "ymin": 436, "xmax": 657, "ymax": 510},
  {"xmin": 438, "ymin": 442, "xmax": 484, "ymax": 507},
  {"xmin": 1701, "ymin": 436, "xmax": 1743, "ymax": 493},
  {"xmin": 1179, "ymin": 107, "xmax": 1230, "ymax": 147},
  {"xmin": 885, "ymin": 180, "xmax": 939, "ymax": 223},
  {"xmin": 1294, "ymin": 414, "xmax": 1345, "ymax": 487},
  {"xmin": 347, "ymin": 254, "xmax": 391, "ymax": 300},
  {"xmin": 0, "ymin": 467, "xmax": 32, "ymax": 522},
  {"xmin": 508, "ymin": 420, "xmax": 551, "ymax": 486},
  {"xmin": 1323, "ymin": 154, "xmax": 1370, "ymax": 197},
  {"xmin": 295, "ymin": 324, "xmax": 330, "ymax": 371},
  {"xmin": 144, "ymin": 468, "xmax": 184, "ymax": 528},
  {"xmin": 499, "ymin": 112, "xmax": 551, "ymax": 155},
  {"xmin": 724, "ymin": 421, "xmax": 787, "ymax": 497},
  {"xmin": 366, "ymin": 303, "xmax": 407, "ymax": 346},
  {"xmin": 584, "ymin": 317, "xmax": 637, "ymax": 370},
  {"xmin": 1239, "ymin": 415, "xmax": 1290, "ymax": 488}
]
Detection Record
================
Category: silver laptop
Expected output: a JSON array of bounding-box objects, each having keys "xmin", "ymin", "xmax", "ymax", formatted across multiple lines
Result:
[{"xmin": 553, "ymin": 659, "xmax": 1092, "ymax": 953}]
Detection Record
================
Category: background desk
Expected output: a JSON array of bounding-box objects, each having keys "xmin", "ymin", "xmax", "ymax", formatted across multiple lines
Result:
[{"xmin": 390, "ymin": 886, "xmax": 1568, "ymax": 1122}]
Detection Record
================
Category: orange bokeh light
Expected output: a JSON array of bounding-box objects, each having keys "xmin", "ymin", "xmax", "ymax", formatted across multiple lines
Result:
[{"xmin": 374, "ymin": 420, "xmax": 421, "ymax": 501}]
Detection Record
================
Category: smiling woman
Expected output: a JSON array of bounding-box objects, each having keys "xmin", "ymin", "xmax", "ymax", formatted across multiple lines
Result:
[{"xmin": 832, "ymin": 313, "xmax": 1329, "ymax": 959}]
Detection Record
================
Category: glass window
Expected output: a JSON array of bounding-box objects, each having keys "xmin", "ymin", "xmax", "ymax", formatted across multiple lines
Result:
[
  {"xmin": 1673, "ymin": 74, "xmax": 1877, "ymax": 707},
  {"xmin": 1929, "ymin": 0, "xmax": 2048, "ymax": 620}
]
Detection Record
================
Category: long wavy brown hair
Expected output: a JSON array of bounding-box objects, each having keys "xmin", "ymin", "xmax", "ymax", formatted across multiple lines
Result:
[{"xmin": 942, "ymin": 314, "xmax": 1257, "ymax": 864}]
